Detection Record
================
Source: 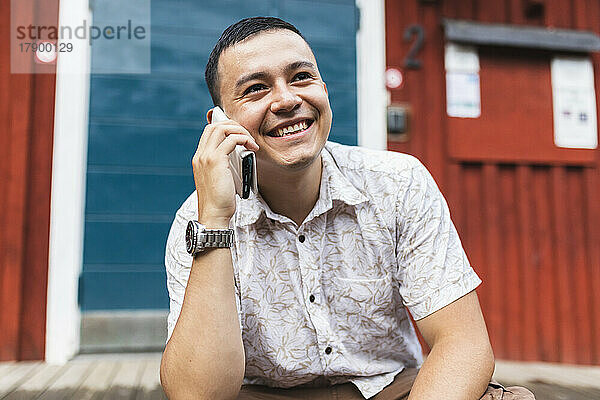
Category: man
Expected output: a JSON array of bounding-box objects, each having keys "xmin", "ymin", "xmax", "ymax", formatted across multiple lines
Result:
[{"xmin": 160, "ymin": 17, "xmax": 534, "ymax": 400}]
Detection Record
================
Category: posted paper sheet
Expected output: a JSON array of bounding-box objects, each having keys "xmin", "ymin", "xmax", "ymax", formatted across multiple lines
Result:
[
  {"xmin": 445, "ymin": 43, "xmax": 481, "ymax": 118},
  {"xmin": 551, "ymin": 57, "xmax": 598, "ymax": 149}
]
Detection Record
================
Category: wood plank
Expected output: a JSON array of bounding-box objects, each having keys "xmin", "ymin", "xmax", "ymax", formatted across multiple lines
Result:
[
  {"xmin": 516, "ymin": 166, "xmax": 538, "ymax": 361},
  {"xmin": 421, "ymin": 3, "xmax": 446, "ymax": 189},
  {"xmin": 135, "ymin": 359, "xmax": 165, "ymax": 400},
  {"xmin": 509, "ymin": 0, "xmax": 527, "ymax": 24},
  {"xmin": 531, "ymin": 166, "xmax": 559, "ymax": 362},
  {"xmin": 37, "ymin": 361, "xmax": 95, "ymax": 400},
  {"xmin": 586, "ymin": 0, "xmax": 600, "ymax": 35},
  {"xmin": 387, "ymin": 0, "xmax": 422, "ymax": 158},
  {"xmin": 462, "ymin": 165, "xmax": 488, "ymax": 316},
  {"xmin": 4, "ymin": 362, "xmax": 66, "ymax": 400},
  {"xmin": 0, "ymin": 362, "xmax": 16, "ymax": 378},
  {"xmin": 586, "ymin": 0, "xmax": 600, "ymax": 365},
  {"xmin": 70, "ymin": 360, "xmax": 119, "ymax": 400},
  {"xmin": 17, "ymin": 76, "xmax": 53, "ymax": 360},
  {"xmin": 0, "ymin": 0, "xmax": 57, "ymax": 362},
  {"xmin": 442, "ymin": 0, "xmax": 475, "ymax": 19},
  {"xmin": 0, "ymin": 0, "xmax": 35, "ymax": 361},
  {"xmin": 531, "ymin": 363, "xmax": 600, "ymax": 387},
  {"xmin": 445, "ymin": 163, "xmax": 465, "ymax": 236},
  {"xmin": 476, "ymin": 0, "xmax": 509, "ymax": 23},
  {"xmin": 0, "ymin": 362, "xmax": 41, "ymax": 397},
  {"xmin": 494, "ymin": 359, "xmax": 600, "ymax": 386},
  {"xmin": 584, "ymin": 167, "xmax": 600, "ymax": 365},
  {"xmin": 499, "ymin": 165, "xmax": 522, "ymax": 360},
  {"xmin": 551, "ymin": 167, "xmax": 578, "ymax": 363},
  {"xmin": 572, "ymin": 0, "xmax": 590, "ymax": 30},
  {"xmin": 0, "ymin": 0, "xmax": 11, "ymax": 315},
  {"xmin": 545, "ymin": 0, "xmax": 574, "ymax": 28},
  {"xmin": 566, "ymin": 168, "xmax": 593, "ymax": 365},
  {"xmin": 482, "ymin": 164, "xmax": 504, "ymax": 358},
  {"xmin": 523, "ymin": 381, "xmax": 600, "ymax": 400},
  {"xmin": 17, "ymin": 0, "xmax": 58, "ymax": 361},
  {"xmin": 101, "ymin": 360, "xmax": 144, "ymax": 400},
  {"xmin": 409, "ymin": 2, "xmax": 427, "ymax": 161}
]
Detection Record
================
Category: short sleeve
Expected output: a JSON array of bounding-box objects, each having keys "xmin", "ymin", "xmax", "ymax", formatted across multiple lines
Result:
[
  {"xmin": 394, "ymin": 158, "xmax": 481, "ymax": 320},
  {"xmin": 164, "ymin": 192, "xmax": 243, "ymax": 343}
]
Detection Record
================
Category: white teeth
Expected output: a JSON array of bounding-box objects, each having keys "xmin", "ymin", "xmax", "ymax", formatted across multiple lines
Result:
[{"xmin": 272, "ymin": 120, "xmax": 309, "ymax": 137}]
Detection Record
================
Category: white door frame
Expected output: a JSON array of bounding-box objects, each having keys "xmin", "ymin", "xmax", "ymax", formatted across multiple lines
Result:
[
  {"xmin": 45, "ymin": 0, "xmax": 92, "ymax": 364},
  {"xmin": 356, "ymin": 0, "xmax": 388, "ymax": 150}
]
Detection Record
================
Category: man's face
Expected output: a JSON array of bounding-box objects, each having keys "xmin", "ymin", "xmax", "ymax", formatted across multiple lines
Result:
[{"xmin": 216, "ymin": 29, "xmax": 332, "ymax": 174}]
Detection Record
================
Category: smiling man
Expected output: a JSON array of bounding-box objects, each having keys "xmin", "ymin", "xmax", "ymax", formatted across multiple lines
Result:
[{"xmin": 159, "ymin": 17, "xmax": 534, "ymax": 400}]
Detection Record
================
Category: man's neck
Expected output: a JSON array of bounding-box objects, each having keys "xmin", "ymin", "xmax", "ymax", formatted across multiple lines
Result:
[{"xmin": 257, "ymin": 155, "xmax": 323, "ymax": 227}]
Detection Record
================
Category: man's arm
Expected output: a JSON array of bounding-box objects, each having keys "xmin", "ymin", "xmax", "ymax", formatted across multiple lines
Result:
[
  {"xmin": 409, "ymin": 290, "xmax": 495, "ymax": 400},
  {"xmin": 160, "ymin": 241, "xmax": 245, "ymax": 400},
  {"xmin": 160, "ymin": 113, "xmax": 259, "ymax": 399}
]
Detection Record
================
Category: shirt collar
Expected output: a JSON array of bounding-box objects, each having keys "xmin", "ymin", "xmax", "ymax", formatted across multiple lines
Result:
[{"xmin": 235, "ymin": 143, "xmax": 368, "ymax": 227}]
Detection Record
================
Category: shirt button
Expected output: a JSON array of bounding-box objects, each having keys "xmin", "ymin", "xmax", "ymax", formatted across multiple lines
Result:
[
  {"xmin": 309, "ymin": 294, "xmax": 315, "ymax": 303},
  {"xmin": 325, "ymin": 346, "xmax": 332, "ymax": 355},
  {"xmin": 298, "ymin": 234, "xmax": 306, "ymax": 243}
]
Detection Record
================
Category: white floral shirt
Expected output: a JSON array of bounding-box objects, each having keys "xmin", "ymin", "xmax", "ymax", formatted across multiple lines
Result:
[{"xmin": 165, "ymin": 141, "xmax": 481, "ymax": 399}]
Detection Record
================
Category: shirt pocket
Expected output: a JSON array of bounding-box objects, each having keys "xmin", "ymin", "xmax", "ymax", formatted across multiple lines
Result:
[{"xmin": 328, "ymin": 275, "xmax": 396, "ymax": 349}]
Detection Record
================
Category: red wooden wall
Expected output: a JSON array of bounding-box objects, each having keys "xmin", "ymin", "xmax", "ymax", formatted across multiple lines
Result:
[
  {"xmin": 0, "ymin": 0, "xmax": 58, "ymax": 361},
  {"xmin": 386, "ymin": 0, "xmax": 600, "ymax": 365}
]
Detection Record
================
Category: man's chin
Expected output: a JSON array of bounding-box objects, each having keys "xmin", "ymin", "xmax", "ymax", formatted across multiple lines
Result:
[
  {"xmin": 282, "ymin": 157, "xmax": 316, "ymax": 171},
  {"xmin": 260, "ymin": 151, "xmax": 320, "ymax": 172}
]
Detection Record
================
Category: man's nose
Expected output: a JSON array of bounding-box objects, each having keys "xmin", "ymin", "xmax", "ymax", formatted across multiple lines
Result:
[{"xmin": 270, "ymin": 85, "xmax": 301, "ymax": 113}]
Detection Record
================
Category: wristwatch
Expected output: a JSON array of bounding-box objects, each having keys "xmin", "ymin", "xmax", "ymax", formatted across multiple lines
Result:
[{"xmin": 185, "ymin": 220, "xmax": 234, "ymax": 255}]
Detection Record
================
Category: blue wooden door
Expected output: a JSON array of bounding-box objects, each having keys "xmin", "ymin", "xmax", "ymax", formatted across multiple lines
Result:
[{"xmin": 81, "ymin": 0, "xmax": 359, "ymax": 313}]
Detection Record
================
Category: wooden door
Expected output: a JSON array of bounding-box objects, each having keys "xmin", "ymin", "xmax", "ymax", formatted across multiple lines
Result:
[{"xmin": 80, "ymin": 0, "xmax": 360, "ymax": 350}]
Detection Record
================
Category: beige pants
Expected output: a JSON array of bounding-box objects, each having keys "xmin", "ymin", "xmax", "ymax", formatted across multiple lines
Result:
[{"xmin": 237, "ymin": 368, "xmax": 535, "ymax": 399}]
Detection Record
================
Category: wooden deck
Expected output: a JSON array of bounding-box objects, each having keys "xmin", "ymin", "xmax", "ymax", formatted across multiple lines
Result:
[
  {"xmin": 0, "ymin": 353, "xmax": 165, "ymax": 400},
  {"xmin": 1, "ymin": 355, "xmax": 600, "ymax": 399},
  {"xmin": 494, "ymin": 360, "xmax": 600, "ymax": 400}
]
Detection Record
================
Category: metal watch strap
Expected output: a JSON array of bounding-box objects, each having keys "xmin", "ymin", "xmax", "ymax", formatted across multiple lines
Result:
[{"xmin": 186, "ymin": 220, "xmax": 234, "ymax": 255}]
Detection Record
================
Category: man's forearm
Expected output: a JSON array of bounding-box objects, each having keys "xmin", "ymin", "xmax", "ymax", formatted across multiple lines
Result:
[
  {"xmin": 408, "ymin": 336, "xmax": 494, "ymax": 400},
  {"xmin": 160, "ymin": 244, "xmax": 245, "ymax": 400}
]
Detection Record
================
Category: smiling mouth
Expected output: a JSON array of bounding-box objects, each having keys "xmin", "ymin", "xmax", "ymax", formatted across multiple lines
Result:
[{"xmin": 266, "ymin": 119, "xmax": 314, "ymax": 137}]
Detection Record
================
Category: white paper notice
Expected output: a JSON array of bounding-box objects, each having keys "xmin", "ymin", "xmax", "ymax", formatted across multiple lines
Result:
[
  {"xmin": 445, "ymin": 43, "xmax": 481, "ymax": 118},
  {"xmin": 445, "ymin": 43, "xmax": 480, "ymax": 72},
  {"xmin": 446, "ymin": 72, "xmax": 481, "ymax": 118},
  {"xmin": 551, "ymin": 57, "xmax": 598, "ymax": 149}
]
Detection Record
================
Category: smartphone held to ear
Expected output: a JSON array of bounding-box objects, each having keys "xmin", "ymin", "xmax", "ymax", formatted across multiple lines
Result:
[{"xmin": 210, "ymin": 107, "xmax": 258, "ymax": 199}]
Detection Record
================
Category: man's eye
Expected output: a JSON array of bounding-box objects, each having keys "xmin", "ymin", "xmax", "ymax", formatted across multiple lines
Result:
[
  {"xmin": 293, "ymin": 72, "xmax": 312, "ymax": 81},
  {"xmin": 244, "ymin": 84, "xmax": 266, "ymax": 95}
]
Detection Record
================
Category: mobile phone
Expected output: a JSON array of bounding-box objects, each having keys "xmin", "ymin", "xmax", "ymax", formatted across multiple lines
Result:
[{"xmin": 210, "ymin": 106, "xmax": 258, "ymax": 199}]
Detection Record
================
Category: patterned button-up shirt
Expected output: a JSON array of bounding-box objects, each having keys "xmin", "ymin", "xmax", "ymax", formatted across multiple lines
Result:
[{"xmin": 165, "ymin": 141, "xmax": 481, "ymax": 399}]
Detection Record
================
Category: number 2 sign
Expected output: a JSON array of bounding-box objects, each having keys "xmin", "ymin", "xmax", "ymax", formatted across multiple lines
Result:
[{"xmin": 403, "ymin": 24, "xmax": 425, "ymax": 70}]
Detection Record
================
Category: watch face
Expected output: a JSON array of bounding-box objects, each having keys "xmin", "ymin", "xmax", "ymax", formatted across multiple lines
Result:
[{"xmin": 185, "ymin": 221, "xmax": 195, "ymax": 254}]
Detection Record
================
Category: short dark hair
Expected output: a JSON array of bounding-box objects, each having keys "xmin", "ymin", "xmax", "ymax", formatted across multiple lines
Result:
[{"xmin": 205, "ymin": 17, "xmax": 306, "ymax": 105}]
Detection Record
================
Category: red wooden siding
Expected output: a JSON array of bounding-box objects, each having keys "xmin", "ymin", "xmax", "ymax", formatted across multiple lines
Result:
[
  {"xmin": 0, "ymin": 0, "xmax": 58, "ymax": 361},
  {"xmin": 386, "ymin": 0, "xmax": 600, "ymax": 365}
]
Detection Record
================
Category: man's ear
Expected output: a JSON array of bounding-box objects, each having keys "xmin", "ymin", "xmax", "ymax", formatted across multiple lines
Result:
[{"xmin": 206, "ymin": 108, "xmax": 214, "ymax": 124}]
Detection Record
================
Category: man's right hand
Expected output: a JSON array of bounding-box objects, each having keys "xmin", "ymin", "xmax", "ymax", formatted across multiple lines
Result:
[{"xmin": 191, "ymin": 117, "xmax": 259, "ymax": 227}]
